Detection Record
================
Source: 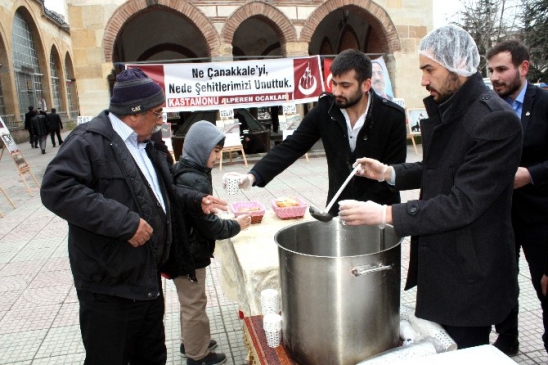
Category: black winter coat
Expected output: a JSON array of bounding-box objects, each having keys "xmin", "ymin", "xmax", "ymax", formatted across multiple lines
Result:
[
  {"xmin": 251, "ymin": 92, "xmax": 407, "ymax": 216},
  {"xmin": 392, "ymin": 73, "xmax": 522, "ymax": 326},
  {"xmin": 41, "ymin": 111, "xmax": 205, "ymax": 300},
  {"xmin": 173, "ymin": 159, "xmax": 240, "ymax": 270},
  {"xmin": 30, "ymin": 114, "xmax": 49, "ymax": 137}
]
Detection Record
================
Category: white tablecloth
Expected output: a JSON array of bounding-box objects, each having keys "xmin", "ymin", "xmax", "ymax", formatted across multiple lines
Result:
[
  {"xmin": 387, "ymin": 345, "xmax": 518, "ymax": 364},
  {"xmin": 216, "ymin": 210, "xmax": 311, "ymax": 316}
]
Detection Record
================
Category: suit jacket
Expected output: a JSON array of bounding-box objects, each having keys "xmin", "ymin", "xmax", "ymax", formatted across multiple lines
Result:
[
  {"xmin": 46, "ymin": 112, "xmax": 63, "ymax": 131},
  {"xmin": 512, "ymin": 83, "xmax": 548, "ymax": 223},
  {"xmin": 513, "ymin": 83, "xmax": 548, "ymax": 275},
  {"xmin": 392, "ymin": 73, "xmax": 522, "ymax": 327}
]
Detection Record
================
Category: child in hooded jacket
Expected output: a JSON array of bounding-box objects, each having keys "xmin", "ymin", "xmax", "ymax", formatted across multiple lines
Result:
[{"xmin": 172, "ymin": 120, "xmax": 251, "ymax": 365}]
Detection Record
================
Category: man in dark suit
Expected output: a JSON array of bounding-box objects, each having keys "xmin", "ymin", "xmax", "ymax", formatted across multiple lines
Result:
[
  {"xmin": 488, "ymin": 40, "xmax": 548, "ymax": 355},
  {"xmin": 47, "ymin": 108, "xmax": 64, "ymax": 147},
  {"xmin": 24, "ymin": 106, "xmax": 37, "ymax": 148}
]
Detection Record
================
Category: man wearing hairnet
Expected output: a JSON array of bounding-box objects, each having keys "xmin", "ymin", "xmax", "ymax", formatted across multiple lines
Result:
[{"xmin": 339, "ymin": 25, "xmax": 523, "ymax": 348}]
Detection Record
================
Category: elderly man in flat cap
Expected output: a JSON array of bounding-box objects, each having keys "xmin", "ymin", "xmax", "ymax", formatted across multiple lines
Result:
[
  {"xmin": 339, "ymin": 24, "xmax": 523, "ymax": 349},
  {"xmin": 41, "ymin": 68, "xmax": 226, "ymax": 365}
]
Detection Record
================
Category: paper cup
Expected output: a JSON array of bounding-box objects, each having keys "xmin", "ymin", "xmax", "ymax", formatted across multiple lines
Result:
[
  {"xmin": 225, "ymin": 176, "xmax": 240, "ymax": 195},
  {"xmin": 260, "ymin": 289, "xmax": 279, "ymax": 315},
  {"xmin": 263, "ymin": 313, "xmax": 282, "ymax": 348}
]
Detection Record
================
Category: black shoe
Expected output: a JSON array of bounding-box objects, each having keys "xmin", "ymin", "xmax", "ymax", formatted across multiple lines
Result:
[
  {"xmin": 187, "ymin": 352, "xmax": 226, "ymax": 365},
  {"xmin": 493, "ymin": 337, "xmax": 519, "ymax": 356},
  {"xmin": 180, "ymin": 340, "xmax": 217, "ymax": 358},
  {"xmin": 52, "ymin": 144, "xmax": 56, "ymax": 147},
  {"xmin": 41, "ymin": 149, "xmax": 46, "ymax": 154}
]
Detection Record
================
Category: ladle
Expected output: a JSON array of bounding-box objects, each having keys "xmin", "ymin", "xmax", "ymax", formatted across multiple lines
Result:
[{"xmin": 309, "ymin": 164, "xmax": 361, "ymax": 222}]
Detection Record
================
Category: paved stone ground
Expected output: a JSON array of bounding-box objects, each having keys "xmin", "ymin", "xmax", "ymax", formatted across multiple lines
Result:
[{"xmin": 0, "ymin": 132, "xmax": 546, "ymax": 364}]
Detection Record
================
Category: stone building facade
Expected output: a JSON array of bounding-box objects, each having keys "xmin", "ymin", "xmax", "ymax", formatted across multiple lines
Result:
[
  {"xmin": 0, "ymin": 0, "xmax": 76, "ymax": 141},
  {"xmin": 70, "ymin": 0, "xmax": 432, "ymax": 116},
  {"xmin": 0, "ymin": 0, "xmax": 433, "ymax": 139}
]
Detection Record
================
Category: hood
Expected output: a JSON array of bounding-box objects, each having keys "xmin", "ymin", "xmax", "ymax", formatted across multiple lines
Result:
[{"xmin": 182, "ymin": 120, "xmax": 225, "ymax": 167}]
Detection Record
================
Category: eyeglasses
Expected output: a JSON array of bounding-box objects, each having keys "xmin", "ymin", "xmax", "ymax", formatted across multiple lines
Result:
[{"xmin": 149, "ymin": 109, "xmax": 163, "ymax": 120}]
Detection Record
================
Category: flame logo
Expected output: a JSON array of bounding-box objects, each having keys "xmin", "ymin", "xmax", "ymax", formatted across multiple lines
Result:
[{"xmin": 297, "ymin": 62, "xmax": 317, "ymax": 96}]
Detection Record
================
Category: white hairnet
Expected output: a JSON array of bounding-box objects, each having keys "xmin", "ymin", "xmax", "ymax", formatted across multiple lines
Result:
[{"xmin": 418, "ymin": 24, "xmax": 480, "ymax": 77}]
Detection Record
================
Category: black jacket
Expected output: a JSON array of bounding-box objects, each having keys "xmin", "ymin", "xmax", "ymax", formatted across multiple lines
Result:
[
  {"xmin": 30, "ymin": 113, "xmax": 49, "ymax": 137},
  {"xmin": 46, "ymin": 112, "xmax": 63, "ymax": 131},
  {"xmin": 250, "ymin": 92, "xmax": 407, "ymax": 216},
  {"xmin": 41, "ymin": 111, "xmax": 205, "ymax": 300},
  {"xmin": 511, "ymin": 83, "xmax": 548, "ymax": 274},
  {"xmin": 173, "ymin": 159, "xmax": 240, "ymax": 270}
]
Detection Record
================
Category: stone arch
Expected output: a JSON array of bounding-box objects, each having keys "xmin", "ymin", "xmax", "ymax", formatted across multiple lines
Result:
[
  {"xmin": 221, "ymin": 2, "xmax": 297, "ymax": 45},
  {"xmin": 103, "ymin": 0, "xmax": 220, "ymax": 62},
  {"xmin": 300, "ymin": 0, "xmax": 401, "ymax": 53}
]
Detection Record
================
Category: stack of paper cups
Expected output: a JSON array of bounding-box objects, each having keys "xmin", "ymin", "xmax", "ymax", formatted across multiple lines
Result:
[
  {"xmin": 260, "ymin": 289, "xmax": 279, "ymax": 315},
  {"xmin": 263, "ymin": 313, "xmax": 282, "ymax": 348}
]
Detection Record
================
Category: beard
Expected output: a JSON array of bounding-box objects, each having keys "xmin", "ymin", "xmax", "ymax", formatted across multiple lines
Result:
[
  {"xmin": 335, "ymin": 88, "xmax": 364, "ymax": 109},
  {"xmin": 428, "ymin": 72, "xmax": 461, "ymax": 104},
  {"xmin": 492, "ymin": 70, "xmax": 522, "ymax": 98}
]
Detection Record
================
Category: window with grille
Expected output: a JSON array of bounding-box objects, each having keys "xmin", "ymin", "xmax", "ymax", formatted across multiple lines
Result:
[
  {"xmin": 65, "ymin": 60, "xmax": 74, "ymax": 115},
  {"xmin": 12, "ymin": 11, "xmax": 43, "ymax": 117},
  {"xmin": 50, "ymin": 54, "xmax": 61, "ymax": 110},
  {"xmin": 0, "ymin": 80, "xmax": 6, "ymax": 116}
]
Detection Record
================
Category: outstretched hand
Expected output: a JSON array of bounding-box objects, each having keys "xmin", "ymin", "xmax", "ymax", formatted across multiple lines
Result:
[
  {"xmin": 201, "ymin": 195, "xmax": 228, "ymax": 214},
  {"xmin": 221, "ymin": 172, "xmax": 255, "ymax": 190}
]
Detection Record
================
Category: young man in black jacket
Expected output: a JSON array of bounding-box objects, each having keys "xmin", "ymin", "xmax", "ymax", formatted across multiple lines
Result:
[
  {"xmin": 223, "ymin": 50, "xmax": 407, "ymax": 215},
  {"xmin": 173, "ymin": 121, "xmax": 251, "ymax": 365},
  {"xmin": 340, "ymin": 24, "xmax": 522, "ymax": 350}
]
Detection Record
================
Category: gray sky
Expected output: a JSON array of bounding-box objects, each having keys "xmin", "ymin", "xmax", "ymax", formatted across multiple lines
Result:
[
  {"xmin": 44, "ymin": 1, "xmax": 462, "ymax": 32},
  {"xmin": 44, "ymin": 0, "xmax": 67, "ymax": 18},
  {"xmin": 433, "ymin": 0, "xmax": 463, "ymax": 28}
]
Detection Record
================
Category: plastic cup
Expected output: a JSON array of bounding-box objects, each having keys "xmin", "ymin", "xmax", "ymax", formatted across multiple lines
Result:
[
  {"xmin": 260, "ymin": 289, "xmax": 279, "ymax": 315},
  {"xmin": 225, "ymin": 176, "xmax": 240, "ymax": 196},
  {"xmin": 263, "ymin": 313, "xmax": 282, "ymax": 348}
]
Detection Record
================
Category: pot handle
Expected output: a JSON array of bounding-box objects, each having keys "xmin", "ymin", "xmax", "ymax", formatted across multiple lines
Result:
[{"xmin": 352, "ymin": 263, "xmax": 392, "ymax": 277}]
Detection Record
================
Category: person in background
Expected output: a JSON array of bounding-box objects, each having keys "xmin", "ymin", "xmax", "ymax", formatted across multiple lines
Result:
[
  {"xmin": 24, "ymin": 106, "xmax": 37, "ymax": 148},
  {"xmin": 30, "ymin": 108, "xmax": 50, "ymax": 154},
  {"xmin": 487, "ymin": 39, "xmax": 548, "ymax": 356},
  {"xmin": 339, "ymin": 24, "xmax": 522, "ymax": 349},
  {"xmin": 270, "ymin": 105, "xmax": 280, "ymax": 133},
  {"xmin": 151, "ymin": 129, "xmax": 174, "ymax": 165},
  {"xmin": 47, "ymin": 107, "xmax": 64, "ymax": 147},
  {"xmin": 40, "ymin": 68, "xmax": 226, "ymax": 365},
  {"xmin": 172, "ymin": 121, "xmax": 251, "ymax": 365},
  {"xmin": 224, "ymin": 50, "xmax": 407, "ymax": 215},
  {"xmin": 371, "ymin": 61, "xmax": 393, "ymax": 100},
  {"xmin": 234, "ymin": 109, "xmax": 265, "ymax": 154}
]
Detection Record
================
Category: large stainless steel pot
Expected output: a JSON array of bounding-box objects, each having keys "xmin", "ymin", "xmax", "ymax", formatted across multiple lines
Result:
[{"xmin": 275, "ymin": 219, "xmax": 402, "ymax": 365}]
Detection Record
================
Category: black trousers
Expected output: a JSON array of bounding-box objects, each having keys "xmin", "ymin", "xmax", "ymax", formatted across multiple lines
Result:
[
  {"xmin": 49, "ymin": 129, "xmax": 63, "ymax": 146},
  {"xmin": 77, "ymin": 289, "xmax": 167, "ymax": 365},
  {"xmin": 442, "ymin": 324, "xmax": 491, "ymax": 349},
  {"xmin": 496, "ymin": 213, "xmax": 548, "ymax": 351},
  {"xmin": 29, "ymin": 133, "xmax": 37, "ymax": 147}
]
